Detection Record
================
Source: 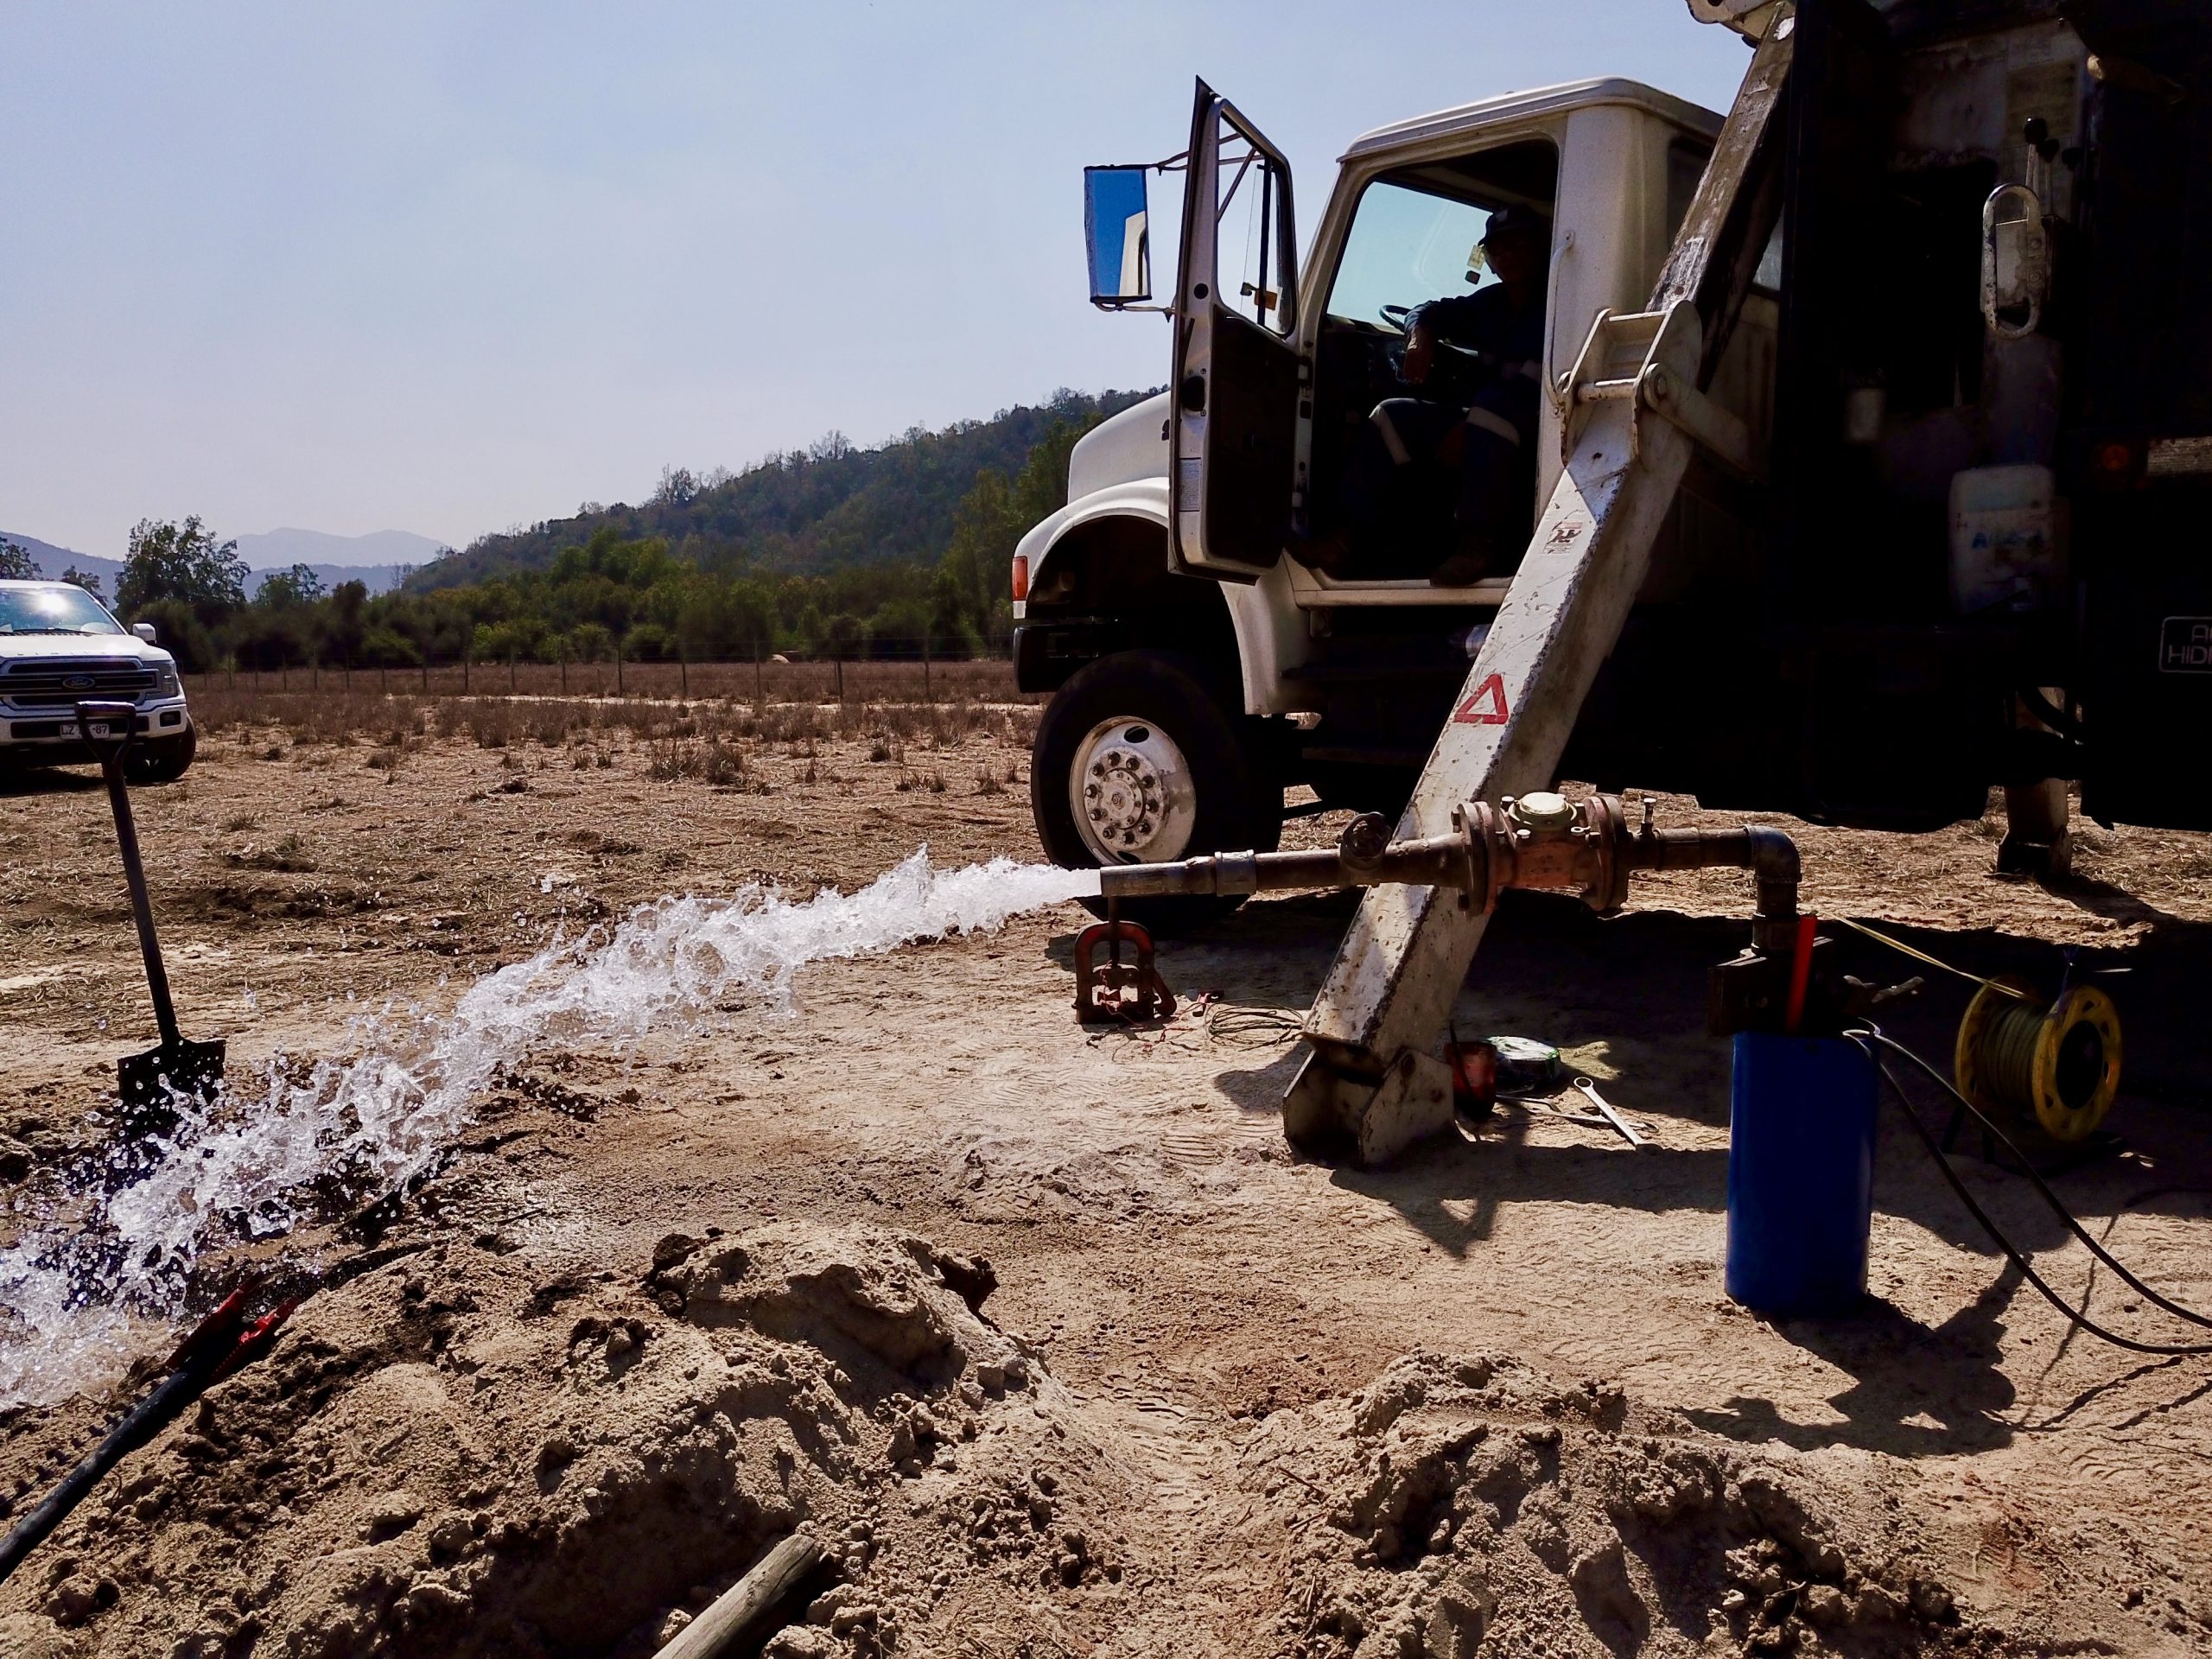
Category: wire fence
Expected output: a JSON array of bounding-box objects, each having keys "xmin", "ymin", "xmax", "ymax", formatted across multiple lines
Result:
[{"xmin": 194, "ymin": 650, "xmax": 1032, "ymax": 708}]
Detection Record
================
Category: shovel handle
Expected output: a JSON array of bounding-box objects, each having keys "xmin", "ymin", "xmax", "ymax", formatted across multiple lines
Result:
[{"xmin": 76, "ymin": 701, "xmax": 181, "ymax": 1048}]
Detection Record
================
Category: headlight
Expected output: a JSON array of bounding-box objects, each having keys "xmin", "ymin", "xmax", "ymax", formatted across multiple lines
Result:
[{"xmin": 151, "ymin": 664, "xmax": 181, "ymax": 697}]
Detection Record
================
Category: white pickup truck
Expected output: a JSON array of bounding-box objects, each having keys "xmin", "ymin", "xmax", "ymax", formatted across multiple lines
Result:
[
  {"xmin": 0, "ymin": 581, "xmax": 197, "ymax": 782},
  {"xmin": 1013, "ymin": 76, "xmax": 1772, "ymax": 923}
]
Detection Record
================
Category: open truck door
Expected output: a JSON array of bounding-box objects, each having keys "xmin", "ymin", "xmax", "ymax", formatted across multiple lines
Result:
[{"xmin": 1170, "ymin": 80, "xmax": 1304, "ymax": 583}]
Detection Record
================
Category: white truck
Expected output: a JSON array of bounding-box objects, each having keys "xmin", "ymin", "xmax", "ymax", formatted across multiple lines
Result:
[
  {"xmin": 1014, "ymin": 73, "xmax": 1772, "ymax": 924},
  {"xmin": 1017, "ymin": 0, "xmax": 2211, "ymax": 938},
  {"xmin": 0, "ymin": 581, "xmax": 197, "ymax": 782}
]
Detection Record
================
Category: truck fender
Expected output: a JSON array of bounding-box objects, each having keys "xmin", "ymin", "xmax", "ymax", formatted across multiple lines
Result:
[{"xmin": 1017, "ymin": 480, "xmax": 1310, "ymax": 717}]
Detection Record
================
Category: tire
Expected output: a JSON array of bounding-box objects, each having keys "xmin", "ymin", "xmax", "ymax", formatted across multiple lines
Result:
[
  {"xmin": 125, "ymin": 726, "xmax": 196, "ymax": 785},
  {"xmin": 1031, "ymin": 649, "xmax": 1281, "ymax": 935}
]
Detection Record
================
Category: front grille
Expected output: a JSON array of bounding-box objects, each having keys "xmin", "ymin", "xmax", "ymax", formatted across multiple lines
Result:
[{"xmin": 0, "ymin": 658, "xmax": 157, "ymax": 707}]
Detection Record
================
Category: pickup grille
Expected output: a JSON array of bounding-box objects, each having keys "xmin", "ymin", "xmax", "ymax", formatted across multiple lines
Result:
[{"xmin": 0, "ymin": 658, "xmax": 158, "ymax": 707}]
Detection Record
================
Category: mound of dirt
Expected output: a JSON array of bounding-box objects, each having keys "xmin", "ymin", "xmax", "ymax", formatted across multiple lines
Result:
[
  {"xmin": 0, "ymin": 1223, "xmax": 1135, "ymax": 1659},
  {"xmin": 1236, "ymin": 1351, "xmax": 1975, "ymax": 1658}
]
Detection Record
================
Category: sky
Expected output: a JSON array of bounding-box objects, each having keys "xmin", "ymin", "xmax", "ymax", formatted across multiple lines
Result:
[{"xmin": 0, "ymin": 3, "xmax": 1749, "ymax": 558}]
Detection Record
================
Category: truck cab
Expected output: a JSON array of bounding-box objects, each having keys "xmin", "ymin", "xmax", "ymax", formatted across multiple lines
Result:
[{"xmin": 1015, "ymin": 77, "xmax": 1765, "ymax": 915}]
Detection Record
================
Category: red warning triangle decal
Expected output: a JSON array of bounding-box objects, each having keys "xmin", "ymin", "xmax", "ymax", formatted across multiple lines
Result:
[{"xmin": 1452, "ymin": 673, "xmax": 1509, "ymax": 726}]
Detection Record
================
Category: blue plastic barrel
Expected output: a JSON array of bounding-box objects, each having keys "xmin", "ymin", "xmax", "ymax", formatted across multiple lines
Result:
[{"xmin": 1726, "ymin": 1033, "xmax": 1878, "ymax": 1316}]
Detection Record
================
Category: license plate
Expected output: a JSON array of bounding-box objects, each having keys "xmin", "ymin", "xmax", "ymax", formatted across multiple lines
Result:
[{"xmin": 85, "ymin": 721, "xmax": 113, "ymax": 738}]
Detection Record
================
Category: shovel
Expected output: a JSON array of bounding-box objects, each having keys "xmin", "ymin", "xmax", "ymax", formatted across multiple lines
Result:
[{"xmin": 75, "ymin": 700, "xmax": 226, "ymax": 1120}]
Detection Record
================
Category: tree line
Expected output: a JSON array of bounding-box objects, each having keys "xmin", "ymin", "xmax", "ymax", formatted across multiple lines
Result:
[{"xmin": 4, "ymin": 395, "xmax": 1141, "ymax": 675}]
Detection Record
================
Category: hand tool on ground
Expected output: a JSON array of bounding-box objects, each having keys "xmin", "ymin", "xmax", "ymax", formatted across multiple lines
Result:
[
  {"xmin": 0, "ymin": 1281, "xmax": 294, "ymax": 1587},
  {"xmin": 1570, "ymin": 1077, "xmax": 1645, "ymax": 1148},
  {"xmin": 75, "ymin": 699, "xmax": 226, "ymax": 1119}
]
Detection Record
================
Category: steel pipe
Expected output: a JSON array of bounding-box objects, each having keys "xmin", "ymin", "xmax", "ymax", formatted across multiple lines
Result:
[
  {"xmin": 1088, "ymin": 796, "xmax": 1801, "ymax": 946},
  {"xmin": 1095, "ymin": 825, "xmax": 1471, "ymax": 899},
  {"xmin": 1621, "ymin": 823, "xmax": 1800, "ymax": 950}
]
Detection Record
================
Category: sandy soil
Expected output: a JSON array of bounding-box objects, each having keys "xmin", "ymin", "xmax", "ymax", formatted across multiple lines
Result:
[{"xmin": 1, "ymin": 705, "xmax": 2208, "ymax": 1657}]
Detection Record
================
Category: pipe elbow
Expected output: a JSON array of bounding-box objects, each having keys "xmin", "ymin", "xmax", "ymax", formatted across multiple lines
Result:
[{"xmin": 1745, "ymin": 825, "xmax": 1800, "ymax": 887}]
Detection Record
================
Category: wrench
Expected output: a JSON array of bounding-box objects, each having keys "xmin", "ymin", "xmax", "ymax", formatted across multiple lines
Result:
[{"xmin": 1571, "ymin": 1077, "xmax": 1646, "ymax": 1149}]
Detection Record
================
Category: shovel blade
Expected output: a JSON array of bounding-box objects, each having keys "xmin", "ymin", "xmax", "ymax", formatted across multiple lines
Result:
[{"xmin": 118, "ymin": 1039, "xmax": 227, "ymax": 1126}]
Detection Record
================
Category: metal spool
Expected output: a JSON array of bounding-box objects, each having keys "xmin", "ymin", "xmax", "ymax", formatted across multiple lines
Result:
[{"xmin": 1954, "ymin": 976, "xmax": 2123, "ymax": 1143}]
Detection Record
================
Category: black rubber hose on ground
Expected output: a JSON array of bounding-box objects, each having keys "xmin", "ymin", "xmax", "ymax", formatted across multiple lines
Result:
[{"xmin": 1850, "ymin": 1027, "xmax": 2212, "ymax": 1357}]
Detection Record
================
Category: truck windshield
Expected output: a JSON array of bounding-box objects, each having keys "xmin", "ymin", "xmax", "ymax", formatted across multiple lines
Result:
[
  {"xmin": 0, "ymin": 585, "xmax": 126, "ymax": 636},
  {"xmin": 1327, "ymin": 181, "xmax": 1501, "ymax": 327}
]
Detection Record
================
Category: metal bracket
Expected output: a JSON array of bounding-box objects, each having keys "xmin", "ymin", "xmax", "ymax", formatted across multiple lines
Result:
[
  {"xmin": 1557, "ymin": 304, "xmax": 1755, "ymax": 475},
  {"xmin": 1640, "ymin": 360, "xmax": 1758, "ymax": 477}
]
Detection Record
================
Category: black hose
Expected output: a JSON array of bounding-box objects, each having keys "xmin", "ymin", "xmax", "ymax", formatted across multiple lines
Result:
[
  {"xmin": 1865, "ymin": 1029, "xmax": 2212, "ymax": 1330},
  {"xmin": 1848, "ymin": 1027, "xmax": 2212, "ymax": 1357},
  {"xmin": 0, "ymin": 1362, "xmax": 213, "ymax": 1586}
]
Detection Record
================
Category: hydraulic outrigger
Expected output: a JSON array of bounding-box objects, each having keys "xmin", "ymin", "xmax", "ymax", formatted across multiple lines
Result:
[{"xmin": 1100, "ymin": 10, "xmax": 1803, "ymax": 1160}]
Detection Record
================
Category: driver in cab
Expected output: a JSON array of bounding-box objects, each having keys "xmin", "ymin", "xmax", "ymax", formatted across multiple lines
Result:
[{"xmin": 1332, "ymin": 204, "xmax": 1550, "ymax": 586}]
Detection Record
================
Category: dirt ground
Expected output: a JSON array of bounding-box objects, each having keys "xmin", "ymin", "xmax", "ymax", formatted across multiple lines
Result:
[{"xmin": 1, "ymin": 696, "xmax": 2209, "ymax": 1657}]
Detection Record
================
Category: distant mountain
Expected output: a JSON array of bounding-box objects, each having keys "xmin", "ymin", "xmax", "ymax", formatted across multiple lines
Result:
[
  {"xmin": 0, "ymin": 534, "xmax": 124, "ymax": 595},
  {"xmin": 233, "ymin": 527, "xmax": 443, "ymax": 575},
  {"xmin": 412, "ymin": 388, "xmax": 1159, "ymax": 593},
  {"xmin": 2, "ymin": 529, "xmax": 416, "ymax": 599}
]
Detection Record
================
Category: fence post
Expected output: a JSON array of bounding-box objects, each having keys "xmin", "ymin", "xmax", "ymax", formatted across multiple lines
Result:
[
  {"xmin": 509, "ymin": 653, "xmax": 518, "ymax": 694},
  {"xmin": 420, "ymin": 657, "xmax": 429, "ymax": 692},
  {"xmin": 680, "ymin": 646, "xmax": 689, "ymax": 701},
  {"xmin": 923, "ymin": 634, "xmax": 932, "ymax": 700},
  {"xmin": 463, "ymin": 648, "xmax": 471, "ymax": 694},
  {"xmin": 559, "ymin": 645, "xmax": 567, "ymax": 695},
  {"xmin": 616, "ymin": 645, "xmax": 625, "ymax": 697},
  {"xmin": 834, "ymin": 654, "xmax": 843, "ymax": 702},
  {"xmin": 380, "ymin": 663, "xmax": 387, "ymax": 692}
]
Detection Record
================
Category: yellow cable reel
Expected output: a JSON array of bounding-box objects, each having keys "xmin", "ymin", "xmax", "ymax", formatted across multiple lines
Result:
[{"xmin": 1954, "ymin": 975, "xmax": 2124, "ymax": 1142}]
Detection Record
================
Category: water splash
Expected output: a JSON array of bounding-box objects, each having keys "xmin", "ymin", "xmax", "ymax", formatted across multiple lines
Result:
[{"xmin": 0, "ymin": 852, "xmax": 1098, "ymax": 1408}]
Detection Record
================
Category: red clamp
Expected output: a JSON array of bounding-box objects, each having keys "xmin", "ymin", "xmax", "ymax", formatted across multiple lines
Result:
[
  {"xmin": 164, "ymin": 1276, "xmax": 297, "ymax": 1383},
  {"xmin": 1073, "ymin": 919, "xmax": 1175, "ymax": 1025}
]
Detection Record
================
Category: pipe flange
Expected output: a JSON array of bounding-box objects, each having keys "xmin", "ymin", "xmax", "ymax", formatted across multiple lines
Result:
[{"xmin": 1584, "ymin": 792, "xmax": 1633, "ymax": 914}]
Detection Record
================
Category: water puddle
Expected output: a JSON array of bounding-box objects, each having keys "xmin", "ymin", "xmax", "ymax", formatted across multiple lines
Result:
[{"xmin": 0, "ymin": 851, "xmax": 1097, "ymax": 1408}]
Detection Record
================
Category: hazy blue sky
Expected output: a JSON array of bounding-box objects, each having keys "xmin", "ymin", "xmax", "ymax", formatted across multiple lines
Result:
[{"xmin": 0, "ymin": 3, "xmax": 1747, "ymax": 556}]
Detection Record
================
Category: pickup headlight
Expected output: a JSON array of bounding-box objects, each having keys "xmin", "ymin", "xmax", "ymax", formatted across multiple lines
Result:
[{"xmin": 150, "ymin": 663, "xmax": 181, "ymax": 697}]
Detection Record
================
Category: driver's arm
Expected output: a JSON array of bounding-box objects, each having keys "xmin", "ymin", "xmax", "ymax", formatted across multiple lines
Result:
[
  {"xmin": 1401, "ymin": 293, "xmax": 1491, "ymax": 385},
  {"xmin": 1403, "ymin": 318, "xmax": 1439, "ymax": 385}
]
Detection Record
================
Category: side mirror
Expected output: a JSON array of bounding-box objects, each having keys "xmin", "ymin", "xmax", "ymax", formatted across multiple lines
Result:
[
  {"xmin": 1084, "ymin": 166, "xmax": 1151, "ymax": 307},
  {"xmin": 131, "ymin": 622, "xmax": 158, "ymax": 643}
]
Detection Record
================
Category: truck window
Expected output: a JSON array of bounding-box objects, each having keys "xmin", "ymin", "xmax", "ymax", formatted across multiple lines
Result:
[
  {"xmin": 1327, "ymin": 182, "xmax": 1498, "ymax": 325},
  {"xmin": 0, "ymin": 584, "xmax": 124, "ymax": 636},
  {"xmin": 1210, "ymin": 127, "xmax": 1295, "ymax": 336},
  {"xmin": 1323, "ymin": 137, "xmax": 1560, "ymax": 327}
]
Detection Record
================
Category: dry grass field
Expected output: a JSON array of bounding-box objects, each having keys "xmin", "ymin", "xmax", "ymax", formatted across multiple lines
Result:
[{"xmin": 0, "ymin": 673, "xmax": 2207, "ymax": 1657}]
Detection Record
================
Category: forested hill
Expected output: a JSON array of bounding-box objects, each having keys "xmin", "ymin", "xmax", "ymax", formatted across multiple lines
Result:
[{"xmin": 411, "ymin": 387, "xmax": 1159, "ymax": 592}]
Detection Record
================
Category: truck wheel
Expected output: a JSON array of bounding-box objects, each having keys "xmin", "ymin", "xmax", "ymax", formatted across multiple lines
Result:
[
  {"xmin": 1031, "ymin": 650, "xmax": 1281, "ymax": 935},
  {"xmin": 125, "ymin": 726, "xmax": 196, "ymax": 785}
]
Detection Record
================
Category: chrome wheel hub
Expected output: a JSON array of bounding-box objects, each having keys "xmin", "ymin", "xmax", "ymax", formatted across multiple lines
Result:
[{"xmin": 1069, "ymin": 716, "xmax": 1198, "ymax": 864}]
